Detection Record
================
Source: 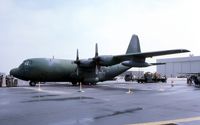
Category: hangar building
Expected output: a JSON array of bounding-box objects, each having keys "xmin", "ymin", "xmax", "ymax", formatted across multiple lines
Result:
[{"xmin": 156, "ymin": 56, "xmax": 200, "ymax": 77}]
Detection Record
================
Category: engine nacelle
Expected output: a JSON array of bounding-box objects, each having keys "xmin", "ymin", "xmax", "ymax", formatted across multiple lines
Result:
[
  {"xmin": 122, "ymin": 61, "xmax": 151, "ymax": 67},
  {"xmin": 98, "ymin": 55, "xmax": 117, "ymax": 66},
  {"xmin": 79, "ymin": 59, "xmax": 94, "ymax": 68}
]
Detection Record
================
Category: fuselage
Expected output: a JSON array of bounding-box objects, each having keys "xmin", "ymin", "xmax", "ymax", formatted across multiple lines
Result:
[
  {"xmin": 9, "ymin": 35, "xmax": 189, "ymax": 85},
  {"xmin": 10, "ymin": 58, "xmax": 130, "ymax": 84}
]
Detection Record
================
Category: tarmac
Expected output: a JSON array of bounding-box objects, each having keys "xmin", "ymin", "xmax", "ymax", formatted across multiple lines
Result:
[{"xmin": 1, "ymin": 80, "xmax": 200, "ymax": 125}]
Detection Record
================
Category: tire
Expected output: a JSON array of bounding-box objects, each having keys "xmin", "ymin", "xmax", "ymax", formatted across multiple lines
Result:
[
  {"xmin": 72, "ymin": 82, "xmax": 77, "ymax": 86},
  {"xmin": 29, "ymin": 81, "xmax": 36, "ymax": 86},
  {"xmin": 92, "ymin": 83, "xmax": 97, "ymax": 85}
]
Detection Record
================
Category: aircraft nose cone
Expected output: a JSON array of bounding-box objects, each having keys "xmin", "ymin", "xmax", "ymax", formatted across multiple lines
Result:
[{"xmin": 10, "ymin": 68, "xmax": 18, "ymax": 77}]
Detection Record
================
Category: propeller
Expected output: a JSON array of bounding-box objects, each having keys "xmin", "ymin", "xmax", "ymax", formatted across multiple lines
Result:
[
  {"xmin": 94, "ymin": 43, "xmax": 101, "ymax": 75},
  {"xmin": 74, "ymin": 44, "xmax": 101, "ymax": 76},
  {"xmin": 75, "ymin": 49, "xmax": 80, "ymax": 76},
  {"xmin": 95, "ymin": 43, "xmax": 98, "ymax": 57},
  {"xmin": 76, "ymin": 49, "xmax": 79, "ymax": 61}
]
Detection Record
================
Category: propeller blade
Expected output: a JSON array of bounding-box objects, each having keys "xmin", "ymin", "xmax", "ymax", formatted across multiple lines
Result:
[
  {"xmin": 95, "ymin": 65, "xmax": 98, "ymax": 75},
  {"xmin": 95, "ymin": 43, "xmax": 101, "ymax": 75},
  {"xmin": 76, "ymin": 49, "xmax": 79, "ymax": 61},
  {"xmin": 95, "ymin": 43, "xmax": 98, "ymax": 57},
  {"xmin": 95, "ymin": 64, "xmax": 101, "ymax": 75},
  {"xmin": 75, "ymin": 49, "xmax": 80, "ymax": 76},
  {"xmin": 77, "ymin": 67, "xmax": 79, "ymax": 76}
]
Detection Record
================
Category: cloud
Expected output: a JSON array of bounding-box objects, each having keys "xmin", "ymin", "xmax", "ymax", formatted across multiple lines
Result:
[{"xmin": 0, "ymin": 0, "xmax": 199, "ymax": 73}]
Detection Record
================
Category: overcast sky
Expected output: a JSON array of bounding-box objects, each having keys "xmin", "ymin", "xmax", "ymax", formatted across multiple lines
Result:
[{"xmin": 1, "ymin": 0, "xmax": 199, "ymax": 74}]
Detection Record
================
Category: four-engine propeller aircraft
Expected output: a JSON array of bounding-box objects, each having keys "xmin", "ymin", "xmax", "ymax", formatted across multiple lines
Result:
[{"xmin": 10, "ymin": 34, "xmax": 190, "ymax": 86}]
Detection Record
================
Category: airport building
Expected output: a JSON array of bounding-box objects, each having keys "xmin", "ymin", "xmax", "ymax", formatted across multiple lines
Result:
[{"xmin": 156, "ymin": 56, "xmax": 200, "ymax": 77}]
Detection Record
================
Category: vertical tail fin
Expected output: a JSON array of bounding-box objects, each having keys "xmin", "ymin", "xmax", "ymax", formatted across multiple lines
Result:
[{"xmin": 126, "ymin": 34, "xmax": 141, "ymax": 54}]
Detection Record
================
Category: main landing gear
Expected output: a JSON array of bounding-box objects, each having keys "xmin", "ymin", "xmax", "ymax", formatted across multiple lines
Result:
[
  {"xmin": 29, "ymin": 81, "xmax": 37, "ymax": 86},
  {"xmin": 71, "ymin": 82, "xmax": 97, "ymax": 86}
]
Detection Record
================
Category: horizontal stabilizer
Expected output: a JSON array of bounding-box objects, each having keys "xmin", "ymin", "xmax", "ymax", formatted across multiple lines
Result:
[{"xmin": 150, "ymin": 63, "xmax": 166, "ymax": 66}]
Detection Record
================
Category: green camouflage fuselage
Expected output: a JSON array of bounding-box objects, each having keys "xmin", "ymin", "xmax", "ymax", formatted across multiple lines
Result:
[
  {"xmin": 10, "ymin": 34, "xmax": 189, "ymax": 85},
  {"xmin": 10, "ymin": 58, "xmax": 130, "ymax": 83}
]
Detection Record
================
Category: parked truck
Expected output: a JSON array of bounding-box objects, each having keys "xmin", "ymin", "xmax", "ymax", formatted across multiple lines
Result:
[
  {"xmin": 0, "ymin": 74, "xmax": 18, "ymax": 87},
  {"xmin": 4, "ymin": 75, "xmax": 18, "ymax": 87},
  {"xmin": 0, "ymin": 75, "xmax": 3, "ymax": 87},
  {"xmin": 136, "ymin": 72, "xmax": 166, "ymax": 83},
  {"xmin": 124, "ymin": 73, "xmax": 133, "ymax": 81},
  {"xmin": 185, "ymin": 73, "xmax": 200, "ymax": 86}
]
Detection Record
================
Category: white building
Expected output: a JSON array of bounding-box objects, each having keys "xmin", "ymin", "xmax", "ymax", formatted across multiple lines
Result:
[{"xmin": 157, "ymin": 56, "xmax": 200, "ymax": 77}]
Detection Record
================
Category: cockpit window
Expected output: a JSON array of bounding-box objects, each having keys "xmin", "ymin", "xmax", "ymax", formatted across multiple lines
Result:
[{"xmin": 23, "ymin": 60, "xmax": 32, "ymax": 66}]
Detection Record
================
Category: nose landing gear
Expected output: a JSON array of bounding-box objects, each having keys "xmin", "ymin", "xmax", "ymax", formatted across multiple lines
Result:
[{"xmin": 29, "ymin": 81, "xmax": 36, "ymax": 86}]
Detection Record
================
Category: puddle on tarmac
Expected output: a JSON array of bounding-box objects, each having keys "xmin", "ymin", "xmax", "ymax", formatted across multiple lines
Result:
[
  {"xmin": 161, "ymin": 123, "xmax": 177, "ymax": 125},
  {"xmin": 21, "ymin": 96, "xmax": 94, "ymax": 103},
  {"xmin": 94, "ymin": 107, "xmax": 143, "ymax": 119},
  {"xmin": 31, "ymin": 94, "xmax": 59, "ymax": 98}
]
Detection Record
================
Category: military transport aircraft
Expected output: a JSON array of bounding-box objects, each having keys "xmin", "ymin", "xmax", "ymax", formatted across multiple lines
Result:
[{"xmin": 10, "ymin": 34, "xmax": 190, "ymax": 86}]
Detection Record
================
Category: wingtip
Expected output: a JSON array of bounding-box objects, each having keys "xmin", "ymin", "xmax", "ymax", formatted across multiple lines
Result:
[{"xmin": 181, "ymin": 49, "xmax": 190, "ymax": 52}]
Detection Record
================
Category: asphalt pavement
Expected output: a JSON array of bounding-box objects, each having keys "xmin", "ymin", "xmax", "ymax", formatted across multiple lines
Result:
[{"xmin": 0, "ymin": 81, "xmax": 200, "ymax": 125}]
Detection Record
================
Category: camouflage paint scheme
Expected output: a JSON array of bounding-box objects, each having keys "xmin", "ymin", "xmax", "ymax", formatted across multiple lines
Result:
[{"xmin": 10, "ymin": 35, "xmax": 189, "ymax": 86}]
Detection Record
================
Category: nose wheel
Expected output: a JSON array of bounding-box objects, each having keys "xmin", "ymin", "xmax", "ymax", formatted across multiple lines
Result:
[
  {"xmin": 72, "ymin": 82, "xmax": 78, "ymax": 86},
  {"xmin": 29, "ymin": 81, "xmax": 36, "ymax": 86}
]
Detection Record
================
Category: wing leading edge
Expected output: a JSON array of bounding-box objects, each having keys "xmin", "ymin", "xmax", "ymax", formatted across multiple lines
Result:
[{"xmin": 114, "ymin": 49, "xmax": 190, "ymax": 61}]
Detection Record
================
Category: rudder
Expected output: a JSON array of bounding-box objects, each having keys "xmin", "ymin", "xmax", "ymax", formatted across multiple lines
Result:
[{"xmin": 126, "ymin": 34, "xmax": 141, "ymax": 54}]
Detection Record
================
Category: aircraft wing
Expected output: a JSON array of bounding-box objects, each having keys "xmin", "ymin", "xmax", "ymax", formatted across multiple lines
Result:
[{"xmin": 114, "ymin": 49, "xmax": 190, "ymax": 61}]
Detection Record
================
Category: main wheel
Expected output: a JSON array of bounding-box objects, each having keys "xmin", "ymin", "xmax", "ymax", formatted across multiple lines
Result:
[
  {"xmin": 91, "ymin": 83, "xmax": 97, "ymax": 85},
  {"xmin": 29, "ymin": 81, "xmax": 36, "ymax": 86},
  {"xmin": 72, "ymin": 82, "xmax": 78, "ymax": 86}
]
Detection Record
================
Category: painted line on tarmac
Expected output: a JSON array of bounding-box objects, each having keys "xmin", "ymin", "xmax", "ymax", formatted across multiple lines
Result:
[
  {"xmin": 22, "ymin": 87, "xmax": 72, "ymax": 95},
  {"xmin": 128, "ymin": 116, "xmax": 200, "ymax": 125}
]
